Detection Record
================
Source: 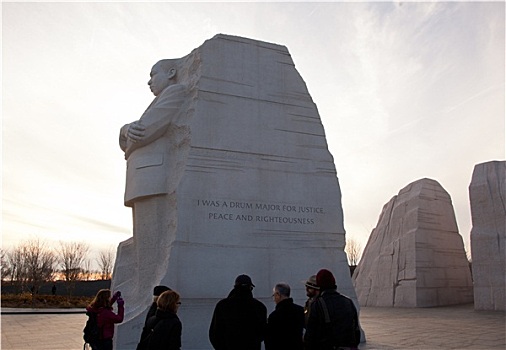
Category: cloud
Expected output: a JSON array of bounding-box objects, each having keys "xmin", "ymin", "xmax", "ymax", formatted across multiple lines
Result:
[{"xmin": 2, "ymin": 2, "xmax": 504, "ymax": 257}]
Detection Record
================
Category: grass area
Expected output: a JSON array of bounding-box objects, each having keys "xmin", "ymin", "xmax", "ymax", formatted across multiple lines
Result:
[{"xmin": 1, "ymin": 293, "xmax": 93, "ymax": 308}]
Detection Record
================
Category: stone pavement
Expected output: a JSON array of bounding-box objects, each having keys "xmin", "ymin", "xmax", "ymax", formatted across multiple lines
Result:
[{"xmin": 1, "ymin": 303, "xmax": 505, "ymax": 349}]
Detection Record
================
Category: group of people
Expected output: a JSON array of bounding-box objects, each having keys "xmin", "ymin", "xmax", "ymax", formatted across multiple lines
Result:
[
  {"xmin": 209, "ymin": 269, "xmax": 360, "ymax": 350},
  {"xmin": 86, "ymin": 268, "xmax": 360, "ymax": 350}
]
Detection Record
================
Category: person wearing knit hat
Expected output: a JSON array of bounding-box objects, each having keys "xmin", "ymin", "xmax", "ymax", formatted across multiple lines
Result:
[
  {"xmin": 303, "ymin": 275, "xmax": 320, "ymax": 327},
  {"xmin": 316, "ymin": 268, "xmax": 336, "ymax": 290},
  {"xmin": 136, "ymin": 285, "xmax": 173, "ymax": 349},
  {"xmin": 144, "ymin": 285, "xmax": 172, "ymax": 325},
  {"xmin": 304, "ymin": 269, "xmax": 360, "ymax": 350},
  {"xmin": 209, "ymin": 274, "xmax": 267, "ymax": 350}
]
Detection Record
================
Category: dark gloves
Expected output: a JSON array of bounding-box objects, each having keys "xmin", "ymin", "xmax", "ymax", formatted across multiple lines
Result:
[
  {"xmin": 111, "ymin": 291, "xmax": 121, "ymax": 303},
  {"xmin": 117, "ymin": 297, "xmax": 125, "ymax": 307}
]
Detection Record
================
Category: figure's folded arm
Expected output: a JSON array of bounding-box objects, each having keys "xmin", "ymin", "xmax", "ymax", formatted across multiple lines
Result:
[
  {"xmin": 119, "ymin": 124, "xmax": 131, "ymax": 152},
  {"xmin": 125, "ymin": 84, "xmax": 186, "ymax": 157}
]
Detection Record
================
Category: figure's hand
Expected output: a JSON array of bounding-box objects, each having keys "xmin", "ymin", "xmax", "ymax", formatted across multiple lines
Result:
[
  {"xmin": 117, "ymin": 297, "xmax": 125, "ymax": 307},
  {"xmin": 111, "ymin": 291, "xmax": 121, "ymax": 303},
  {"xmin": 127, "ymin": 122, "xmax": 146, "ymax": 142}
]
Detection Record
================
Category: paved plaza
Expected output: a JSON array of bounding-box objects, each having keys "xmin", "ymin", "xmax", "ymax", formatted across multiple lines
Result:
[{"xmin": 1, "ymin": 303, "xmax": 505, "ymax": 349}]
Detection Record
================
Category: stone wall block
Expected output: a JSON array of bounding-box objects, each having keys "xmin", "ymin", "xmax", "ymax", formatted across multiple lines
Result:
[
  {"xmin": 353, "ymin": 178, "xmax": 473, "ymax": 307},
  {"xmin": 470, "ymin": 161, "xmax": 505, "ymax": 311}
]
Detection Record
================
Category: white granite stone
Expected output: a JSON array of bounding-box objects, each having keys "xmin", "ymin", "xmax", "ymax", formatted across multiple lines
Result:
[
  {"xmin": 352, "ymin": 178, "xmax": 473, "ymax": 307},
  {"xmin": 470, "ymin": 160, "xmax": 506, "ymax": 311},
  {"xmin": 112, "ymin": 34, "xmax": 359, "ymax": 349}
]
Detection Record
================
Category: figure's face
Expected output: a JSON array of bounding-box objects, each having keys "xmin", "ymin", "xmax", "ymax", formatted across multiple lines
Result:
[
  {"xmin": 306, "ymin": 287, "xmax": 319, "ymax": 298},
  {"xmin": 272, "ymin": 289, "xmax": 281, "ymax": 305},
  {"xmin": 148, "ymin": 63, "xmax": 172, "ymax": 96}
]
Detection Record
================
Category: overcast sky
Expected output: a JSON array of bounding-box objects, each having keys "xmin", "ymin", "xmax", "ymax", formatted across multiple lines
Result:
[{"xmin": 2, "ymin": 1, "xmax": 504, "ymax": 263}]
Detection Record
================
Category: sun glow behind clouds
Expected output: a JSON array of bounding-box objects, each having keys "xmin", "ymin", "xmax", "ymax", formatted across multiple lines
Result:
[{"xmin": 2, "ymin": 2, "xmax": 504, "ymax": 259}]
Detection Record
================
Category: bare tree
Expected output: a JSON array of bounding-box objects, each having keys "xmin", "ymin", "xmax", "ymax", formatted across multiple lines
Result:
[
  {"xmin": 58, "ymin": 241, "xmax": 89, "ymax": 296},
  {"xmin": 23, "ymin": 238, "xmax": 57, "ymax": 294},
  {"xmin": 97, "ymin": 249, "xmax": 115, "ymax": 280},
  {"xmin": 1, "ymin": 248, "xmax": 10, "ymax": 282},
  {"xmin": 464, "ymin": 242, "xmax": 472, "ymax": 263},
  {"xmin": 82, "ymin": 259, "xmax": 93, "ymax": 281},
  {"xmin": 464, "ymin": 241, "xmax": 473, "ymax": 278},
  {"xmin": 345, "ymin": 238, "xmax": 362, "ymax": 266},
  {"xmin": 6, "ymin": 246, "xmax": 27, "ymax": 292}
]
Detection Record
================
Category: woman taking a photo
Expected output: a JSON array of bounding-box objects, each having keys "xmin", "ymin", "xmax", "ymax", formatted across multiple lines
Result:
[
  {"xmin": 86, "ymin": 289, "xmax": 125, "ymax": 350},
  {"xmin": 138, "ymin": 290, "xmax": 182, "ymax": 350}
]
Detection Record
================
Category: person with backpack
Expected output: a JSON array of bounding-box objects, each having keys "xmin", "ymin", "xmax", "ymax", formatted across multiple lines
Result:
[
  {"xmin": 304, "ymin": 269, "xmax": 360, "ymax": 350},
  {"xmin": 137, "ymin": 290, "xmax": 182, "ymax": 350},
  {"xmin": 85, "ymin": 289, "xmax": 125, "ymax": 350}
]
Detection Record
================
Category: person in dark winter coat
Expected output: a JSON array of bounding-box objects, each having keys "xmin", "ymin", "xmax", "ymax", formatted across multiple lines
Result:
[
  {"xmin": 304, "ymin": 275, "xmax": 320, "ymax": 328},
  {"xmin": 304, "ymin": 269, "xmax": 360, "ymax": 350},
  {"xmin": 137, "ymin": 290, "xmax": 182, "ymax": 350},
  {"xmin": 86, "ymin": 289, "xmax": 125, "ymax": 350},
  {"xmin": 144, "ymin": 285, "xmax": 171, "ymax": 324},
  {"xmin": 209, "ymin": 274, "xmax": 267, "ymax": 350},
  {"xmin": 265, "ymin": 283, "xmax": 304, "ymax": 350}
]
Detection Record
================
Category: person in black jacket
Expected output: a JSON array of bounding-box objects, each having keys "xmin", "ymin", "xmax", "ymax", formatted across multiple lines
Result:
[
  {"xmin": 144, "ymin": 285, "xmax": 171, "ymax": 325},
  {"xmin": 265, "ymin": 283, "xmax": 304, "ymax": 350},
  {"xmin": 209, "ymin": 274, "xmax": 267, "ymax": 350},
  {"xmin": 137, "ymin": 290, "xmax": 182, "ymax": 350},
  {"xmin": 304, "ymin": 269, "xmax": 360, "ymax": 350},
  {"xmin": 304, "ymin": 275, "xmax": 320, "ymax": 328}
]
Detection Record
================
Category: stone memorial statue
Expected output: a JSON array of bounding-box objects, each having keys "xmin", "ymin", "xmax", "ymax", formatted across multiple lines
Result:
[
  {"xmin": 112, "ymin": 57, "xmax": 194, "ymax": 320},
  {"xmin": 112, "ymin": 34, "xmax": 360, "ymax": 349},
  {"xmin": 469, "ymin": 160, "xmax": 505, "ymax": 311}
]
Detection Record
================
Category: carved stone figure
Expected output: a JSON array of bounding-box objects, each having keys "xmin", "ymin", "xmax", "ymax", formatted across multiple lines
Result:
[
  {"xmin": 112, "ymin": 34, "xmax": 358, "ymax": 349},
  {"xmin": 352, "ymin": 178, "xmax": 473, "ymax": 307},
  {"xmin": 470, "ymin": 160, "xmax": 506, "ymax": 311},
  {"xmin": 112, "ymin": 58, "xmax": 193, "ymax": 322}
]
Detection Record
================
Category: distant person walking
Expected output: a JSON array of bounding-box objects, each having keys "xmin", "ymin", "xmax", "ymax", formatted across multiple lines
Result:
[
  {"xmin": 86, "ymin": 289, "xmax": 125, "ymax": 350},
  {"xmin": 265, "ymin": 283, "xmax": 304, "ymax": 350},
  {"xmin": 209, "ymin": 274, "xmax": 267, "ymax": 350},
  {"xmin": 51, "ymin": 284, "xmax": 56, "ymax": 296},
  {"xmin": 304, "ymin": 269, "xmax": 360, "ymax": 350},
  {"xmin": 303, "ymin": 275, "xmax": 320, "ymax": 327},
  {"xmin": 137, "ymin": 290, "xmax": 182, "ymax": 350}
]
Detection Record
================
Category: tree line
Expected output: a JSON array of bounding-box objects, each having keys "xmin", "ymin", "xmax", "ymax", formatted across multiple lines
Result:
[
  {"xmin": 344, "ymin": 239, "xmax": 362, "ymax": 267},
  {"xmin": 1, "ymin": 238, "xmax": 115, "ymax": 296}
]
